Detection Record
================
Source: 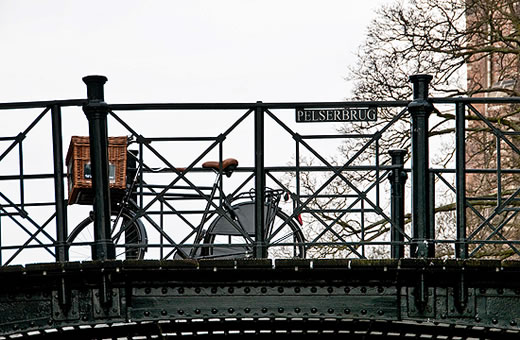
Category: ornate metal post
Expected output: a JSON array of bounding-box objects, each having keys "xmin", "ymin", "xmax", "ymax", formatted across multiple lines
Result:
[
  {"xmin": 389, "ymin": 149, "xmax": 407, "ymax": 259},
  {"xmin": 51, "ymin": 104, "xmax": 68, "ymax": 262},
  {"xmin": 408, "ymin": 74, "xmax": 434, "ymax": 258},
  {"xmin": 82, "ymin": 75, "xmax": 115, "ymax": 260},
  {"xmin": 455, "ymin": 101, "xmax": 467, "ymax": 258},
  {"xmin": 254, "ymin": 101, "xmax": 266, "ymax": 258}
]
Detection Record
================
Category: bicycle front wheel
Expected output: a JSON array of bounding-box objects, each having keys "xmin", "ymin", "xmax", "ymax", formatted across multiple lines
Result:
[
  {"xmin": 203, "ymin": 202, "xmax": 305, "ymax": 259},
  {"xmin": 67, "ymin": 210, "xmax": 148, "ymax": 261}
]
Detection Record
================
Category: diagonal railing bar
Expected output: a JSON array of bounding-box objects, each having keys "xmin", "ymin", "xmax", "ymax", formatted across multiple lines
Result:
[
  {"xmin": 306, "ymin": 169, "xmax": 404, "ymax": 243},
  {"xmin": 111, "ymin": 115, "xmax": 224, "ymax": 205},
  {"xmin": 267, "ymin": 168, "xmax": 408, "ymax": 248},
  {"xmin": 266, "ymin": 107, "xmax": 405, "ymax": 204},
  {"xmin": 0, "ymin": 191, "xmax": 56, "ymax": 243},
  {"xmin": 466, "ymin": 200, "xmax": 520, "ymax": 254},
  {"xmin": 469, "ymin": 209, "xmax": 520, "ymax": 257},
  {"xmin": 467, "ymin": 185, "xmax": 520, "ymax": 239},
  {"xmin": 137, "ymin": 212, "xmax": 188, "ymax": 258},
  {"xmin": 138, "ymin": 180, "xmax": 200, "ymax": 232},
  {"xmin": 467, "ymin": 104, "xmax": 520, "ymax": 157},
  {"xmin": 465, "ymin": 200, "xmax": 520, "ymax": 257},
  {"xmin": 109, "ymin": 183, "xmax": 210, "ymax": 259},
  {"xmin": 268, "ymin": 173, "xmax": 372, "ymax": 258},
  {"xmin": 135, "ymin": 139, "xmax": 255, "ymax": 243},
  {"xmin": 265, "ymin": 107, "xmax": 407, "ymax": 230},
  {"xmin": 229, "ymin": 173, "xmax": 255, "ymax": 199},
  {"xmin": 110, "ymin": 109, "xmax": 256, "ymax": 243},
  {"xmin": 3, "ymin": 212, "xmax": 56, "ymax": 266},
  {"xmin": 0, "ymin": 107, "xmax": 50, "ymax": 163},
  {"xmin": 0, "ymin": 206, "xmax": 55, "ymax": 259},
  {"xmin": 434, "ymin": 171, "xmax": 520, "ymax": 255},
  {"xmin": 266, "ymin": 171, "xmax": 365, "ymax": 257}
]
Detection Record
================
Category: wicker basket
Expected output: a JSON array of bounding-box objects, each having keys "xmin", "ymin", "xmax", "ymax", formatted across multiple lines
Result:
[{"xmin": 66, "ymin": 136, "xmax": 127, "ymax": 205}]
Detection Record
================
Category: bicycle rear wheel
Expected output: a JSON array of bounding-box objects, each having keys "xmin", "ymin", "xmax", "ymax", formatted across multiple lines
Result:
[
  {"xmin": 67, "ymin": 210, "xmax": 148, "ymax": 261},
  {"xmin": 203, "ymin": 202, "xmax": 305, "ymax": 259}
]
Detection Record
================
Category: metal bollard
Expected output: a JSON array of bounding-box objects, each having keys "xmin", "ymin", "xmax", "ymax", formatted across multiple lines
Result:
[
  {"xmin": 389, "ymin": 149, "xmax": 407, "ymax": 259},
  {"xmin": 82, "ymin": 75, "xmax": 115, "ymax": 260},
  {"xmin": 408, "ymin": 74, "xmax": 434, "ymax": 258}
]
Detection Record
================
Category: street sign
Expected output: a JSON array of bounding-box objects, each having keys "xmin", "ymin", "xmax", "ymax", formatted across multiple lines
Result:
[{"xmin": 295, "ymin": 107, "xmax": 377, "ymax": 123}]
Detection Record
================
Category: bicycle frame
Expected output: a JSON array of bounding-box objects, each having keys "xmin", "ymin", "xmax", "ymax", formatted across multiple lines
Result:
[{"xmin": 119, "ymin": 146, "xmax": 303, "ymax": 260}]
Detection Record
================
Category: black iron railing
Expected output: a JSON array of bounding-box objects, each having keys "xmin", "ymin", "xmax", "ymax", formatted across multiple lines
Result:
[{"xmin": 1, "ymin": 74, "xmax": 520, "ymax": 265}]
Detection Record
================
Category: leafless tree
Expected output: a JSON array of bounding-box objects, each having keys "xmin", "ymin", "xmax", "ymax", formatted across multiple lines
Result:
[{"xmin": 296, "ymin": 0, "xmax": 520, "ymax": 259}]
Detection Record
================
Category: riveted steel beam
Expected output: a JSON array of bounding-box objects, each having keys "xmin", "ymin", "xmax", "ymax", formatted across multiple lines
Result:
[{"xmin": 1, "ymin": 259, "xmax": 520, "ymax": 338}]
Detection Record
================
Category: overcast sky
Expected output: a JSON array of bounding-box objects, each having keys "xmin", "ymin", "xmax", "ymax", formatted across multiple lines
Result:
[{"xmin": 0, "ymin": 1, "xmax": 388, "ymax": 103}]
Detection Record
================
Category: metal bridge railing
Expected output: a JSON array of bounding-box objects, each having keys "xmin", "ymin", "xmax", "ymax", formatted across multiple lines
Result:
[{"xmin": 1, "ymin": 74, "xmax": 520, "ymax": 265}]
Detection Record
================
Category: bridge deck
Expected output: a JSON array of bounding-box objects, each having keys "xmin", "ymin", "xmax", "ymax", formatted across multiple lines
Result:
[{"xmin": 1, "ymin": 259, "xmax": 520, "ymax": 339}]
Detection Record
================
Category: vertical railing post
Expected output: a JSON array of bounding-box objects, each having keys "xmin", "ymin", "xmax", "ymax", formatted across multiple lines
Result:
[
  {"xmin": 389, "ymin": 149, "xmax": 407, "ymax": 259},
  {"xmin": 455, "ymin": 101, "xmax": 468, "ymax": 258},
  {"xmin": 408, "ymin": 74, "xmax": 434, "ymax": 258},
  {"xmin": 428, "ymin": 171, "xmax": 436, "ymax": 256},
  {"xmin": 82, "ymin": 75, "xmax": 115, "ymax": 260},
  {"xmin": 254, "ymin": 101, "xmax": 266, "ymax": 258},
  {"xmin": 51, "ymin": 104, "xmax": 68, "ymax": 262}
]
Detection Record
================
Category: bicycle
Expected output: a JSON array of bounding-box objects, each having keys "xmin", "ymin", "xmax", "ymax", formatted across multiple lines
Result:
[{"xmin": 67, "ymin": 149, "xmax": 306, "ymax": 260}]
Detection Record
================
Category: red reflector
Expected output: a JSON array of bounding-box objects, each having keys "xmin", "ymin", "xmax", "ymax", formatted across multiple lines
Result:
[{"xmin": 297, "ymin": 214, "xmax": 303, "ymax": 225}]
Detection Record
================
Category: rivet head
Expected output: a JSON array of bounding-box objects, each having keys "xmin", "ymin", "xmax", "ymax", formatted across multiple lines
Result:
[
  {"xmin": 244, "ymin": 287, "xmax": 251, "ymax": 294},
  {"xmin": 261, "ymin": 287, "xmax": 267, "ymax": 294},
  {"xmin": 492, "ymin": 318, "xmax": 498, "ymax": 324},
  {"xmin": 145, "ymin": 288, "xmax": 151, "ymax": 294},
  {"xmin": 294, "ymin": 307, "xmax": 301, "ymax": 313},
  {"xmin": 474, "ymin": 316, "xmax": 481, "ymax": 322},
  {"xmin": 245, "ymin": 308, "xmax": 251, "ymax": 313},
  {"xmin": 361, "ymin": 309, "xmax": 367, "ymax": 315},
  {"xmin": 327, "ymin": 287, "xmax": 333, "ymax": 294},
  {"xmin": 378, "ymin": 310, "xmax": 384, "ymax": 316},
  {"xmin": 212, "ymin": 308, "xmax": 218, "ymax": 314},
  {"xmin": 144, "ymin": 311, "xmax": 150, "ymax": 316},
  {"xmin": 497, "ymin": 288, "xmax": 504, "ymax": 295},
  {"xmin": 510, "ymin": 320, "xmax": 517, "ymax": 326},
  {"xmin": 344, "ymin": 287, "xmax": 350, "ymax": 294},
  {"xmin": 377, "ymin": 287, "xmax": 384, "ymax": 294},
  {"xmin": 311, "ymin": 287, "xmax": 317, "ymax": 293},
  {"xmin": 228, "ymin": 287, "xmax": 234, "ymax": 294},
  {"xmin": 262, "ymin": 307, "xmax": 268, "ymax": 313},
  {"xmin": 176, "ymin": 309, "xmax": 183, "ymax": 315},
  {"xmin": 278, "ymin": 307, "xmax": 284, "ymax": 313},
  {"xmin": 194, "ymin": 309, "xmax": 201, "ymax": 314},
  {"xmin": 178, "ymin": 288, "xmax": 184, "ymax": 294},
  {"xmin": 211, "ymin": 287, "xmax": 218, "ymax": 294},
  {"xmin": 328, "ymin": 308, "xmax": 334, "ymax": 314},
  {"xmin": 344, "ymin": 308, "xmax": 350, "ymax": 314},
  {"xmin": 361, "ymin": 287, "xmax": 367, "ymax": 294},
  {"xmin": 294, "ymin": 287, "xmax": 301, "ymax": 293},
  {"xmin": 161, "ymin": 288, "xmax": 168, "ymax": 294},
  {"xmin": 228, "ymin": 308, "xmax": 234, "ymax": 313},
  {"xmin": 311, "ymin": 308, "xmax": 318, "ymax": 313},
  {"xmin": 278, "ymin": 287, "xmax": 284, "ymax": 293},
  {"xmin": 195, "ymin": 288, "xmax": 201, "ymax": 294}
]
